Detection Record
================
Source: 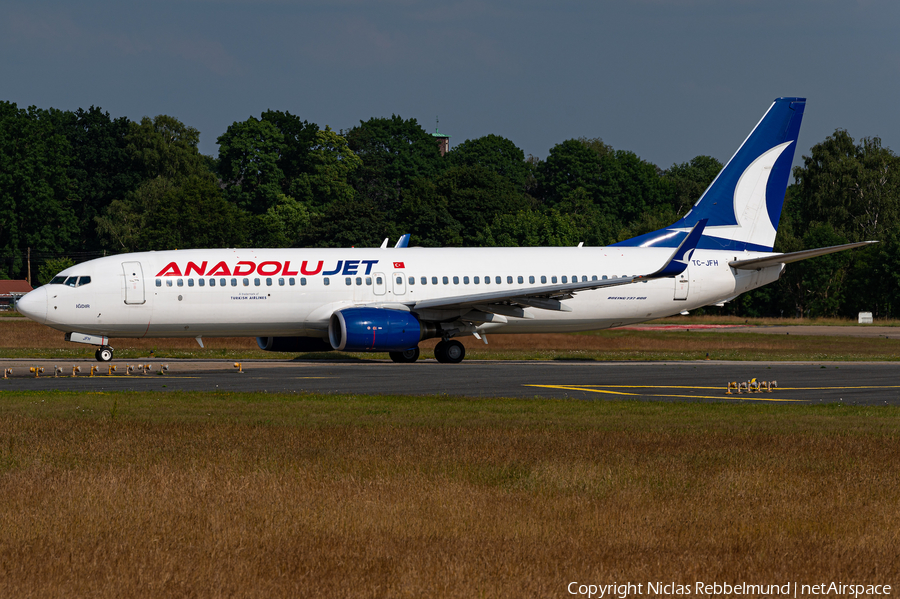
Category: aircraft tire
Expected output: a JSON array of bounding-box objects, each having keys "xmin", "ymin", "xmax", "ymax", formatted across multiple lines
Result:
[
  {"xmin": 96, "ymin": 347, "xmax": 113, "ymax": 362},
  {"xmin": 435, "ymin": 339, "xmax": 465, "ymax": 364},
  {"xmin": 389, "ymin": 348, "xmax": 420, "ymax": 363}
]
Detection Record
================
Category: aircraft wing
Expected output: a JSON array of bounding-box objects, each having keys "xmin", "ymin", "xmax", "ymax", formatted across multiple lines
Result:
[
  {"xmin": 406, "ymin": 220, "xmax": 707, "ymax": 318},
  {"xmin": 728, "ymin": 241, "xmax": 878, "ymax": 270}
]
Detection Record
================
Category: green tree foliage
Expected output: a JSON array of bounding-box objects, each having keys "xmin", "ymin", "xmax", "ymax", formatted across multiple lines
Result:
[
  {"xmin": 260, "ymin": 110, "xmax": 319, "ymax": 194},
  {"xmin": 289, "ymin": 127, "xmax": 361, "ymax": 210},
  {"xmin": 49, "ymin": 106, "xmax": 140, "ymax": 251},
  {"xmin": 97, "ymin": 114, "xmax": 246, "ymax": 252},
  {"xmin": 217, "ymin": 117, "xmax": 286, "ymax": 215},
  {"xmin": 5, "ymin": 100, "xmax": 900, "ymax": 321},
  {"xmin": 127, "ymin": 115, "xmax": 208, "ymax": 181},
  {"xmin": 448, "ymin": 134, "xmax": 530, "ymax": 192},
  {"xmin": 662, "ymin": 155, "xmax": 723, "ymax": 216},
  {"xmin": 0, "ymin": 102, "xmax": 78, "ymax": 277},
  {"xmin": 346, "ymin": 115, "xmax": 444, "ymax": 208}
]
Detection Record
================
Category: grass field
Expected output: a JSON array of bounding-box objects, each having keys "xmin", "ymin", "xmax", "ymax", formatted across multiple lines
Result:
[
  {"xmin": 3, "ymin": 317, "xmax": 900, "ymax": 362},
  {"xmin": 1, "ymin": 391, "xmax": 899, "ymax": 597}
]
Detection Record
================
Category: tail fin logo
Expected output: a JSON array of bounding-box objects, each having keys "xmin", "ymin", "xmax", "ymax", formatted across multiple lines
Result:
[{"xmin": 728, "ymin": 140, "xmax": 794, "ymax": 249}]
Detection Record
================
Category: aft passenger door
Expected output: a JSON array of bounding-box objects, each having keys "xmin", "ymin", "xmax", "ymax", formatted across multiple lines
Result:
[
  {"xmin": 674, "ymin": 269, "xmax": 689, "ymax": 301},
  {"xmin": 122, "ymin": 261, "xmax": 146, "ymax": 305}
]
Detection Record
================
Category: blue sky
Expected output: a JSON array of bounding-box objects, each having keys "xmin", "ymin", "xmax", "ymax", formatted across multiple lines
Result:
[{"xmin": 2, "ymin": 0, "xmax": 898, "ymax": 170}]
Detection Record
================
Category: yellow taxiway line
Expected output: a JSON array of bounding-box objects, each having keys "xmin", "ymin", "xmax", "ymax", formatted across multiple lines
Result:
[{"xmin": 524, "ymin": 384, "xmax": 806, "ymax": 402}]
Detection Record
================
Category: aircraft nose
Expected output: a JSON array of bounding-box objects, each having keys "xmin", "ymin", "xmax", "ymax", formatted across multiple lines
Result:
[{"xmin": 16, "ymin": 287, "xmax": 48, "ymax": 324}]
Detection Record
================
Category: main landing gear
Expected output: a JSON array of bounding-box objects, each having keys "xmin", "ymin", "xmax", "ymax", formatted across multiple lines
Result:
[
  {"xmin": 95, "ymin": 346, "xmax": 114, "ymax": 362},
  {"xmin": 433, "ymin": 339, "xmax": 465, "ymax": 364},
  {"xmin": 389, "ymin": 347, "xmax": 420, "ymax": 363}
]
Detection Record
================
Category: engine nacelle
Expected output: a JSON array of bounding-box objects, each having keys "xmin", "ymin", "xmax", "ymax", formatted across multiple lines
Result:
[
  {"xmin": 256, "ymin": 336, "xmax": 333, "ymax": 352},
  {"xmin": 328, "ymin": 307, "xmax": 424, "ymax": 351}
]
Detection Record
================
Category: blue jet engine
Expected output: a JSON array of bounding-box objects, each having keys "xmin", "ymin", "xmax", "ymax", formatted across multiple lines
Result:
[{"xmin": 328, "ymin": 307, "xmax": 425, "ymax": 352}]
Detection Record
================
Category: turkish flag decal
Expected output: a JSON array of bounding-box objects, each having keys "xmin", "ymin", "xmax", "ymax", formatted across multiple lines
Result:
[{"xmin": 393, "ymin": 262, "xmax": 405, "ymax": 268}]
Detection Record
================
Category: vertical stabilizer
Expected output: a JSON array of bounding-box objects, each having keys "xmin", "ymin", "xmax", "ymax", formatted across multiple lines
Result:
[{"xmin": 615, "ymin": 97, "xmax": 805, "ymax": 251}]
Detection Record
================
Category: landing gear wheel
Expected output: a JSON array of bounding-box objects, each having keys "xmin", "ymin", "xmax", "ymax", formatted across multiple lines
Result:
[
  {"xmin": 389, "ymin": 347, "xmax": 420, "ymax": 363},
  {"xmin": 95, "ymin": 346, "xmax": 113, "ymax": 362},
  {"xmin": 434, "ymin": 339, "xmax": 465, "ymax": 364}
]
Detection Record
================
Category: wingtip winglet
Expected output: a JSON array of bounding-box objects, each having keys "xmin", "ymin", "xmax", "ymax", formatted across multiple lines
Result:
[{"xmin": 644, "ymin": 219, "xmax": 708, "ymax": 279}]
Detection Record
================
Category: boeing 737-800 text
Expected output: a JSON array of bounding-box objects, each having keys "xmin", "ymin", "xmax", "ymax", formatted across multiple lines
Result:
[{"xmin": 16, "ymin": 98, "xmax": 875, "ymax": 363}]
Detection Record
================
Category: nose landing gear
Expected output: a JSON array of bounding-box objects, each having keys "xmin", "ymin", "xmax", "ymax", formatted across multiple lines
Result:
[{"xmin": 95, "ymin": 346, "xmax": 114, "ymax": 362}]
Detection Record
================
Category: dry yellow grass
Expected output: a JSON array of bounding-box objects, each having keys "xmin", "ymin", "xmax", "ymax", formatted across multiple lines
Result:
[{"xmin": 1, "ymin": 393, "xmax": 899, "ymax": 597}]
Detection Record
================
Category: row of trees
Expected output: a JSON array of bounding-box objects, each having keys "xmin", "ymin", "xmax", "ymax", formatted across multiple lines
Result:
[{"xmin": 2, "ymin": 101, "xmax": 899, "ymax": 317}]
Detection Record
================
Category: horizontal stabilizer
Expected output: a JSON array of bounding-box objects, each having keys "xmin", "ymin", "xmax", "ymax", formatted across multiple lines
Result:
[{"xmin": 729, "ymin": 241, "xmax": 878, "ymax": 270}]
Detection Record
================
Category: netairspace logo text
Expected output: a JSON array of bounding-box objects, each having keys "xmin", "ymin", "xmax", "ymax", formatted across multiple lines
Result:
[{"xmin": 566, "ymin": 581, "xmax": 892, "ymax": 598}]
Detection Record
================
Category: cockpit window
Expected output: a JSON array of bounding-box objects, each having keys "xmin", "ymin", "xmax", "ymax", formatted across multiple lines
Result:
[{"xmin": 52, "ymin": 275, "xmax": 91, "ymax": 287}]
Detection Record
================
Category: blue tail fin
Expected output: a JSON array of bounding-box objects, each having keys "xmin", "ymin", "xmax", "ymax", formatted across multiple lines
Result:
[{"xmin": 615, "ymin": 97, "xmax": 806, "ymax": 252}]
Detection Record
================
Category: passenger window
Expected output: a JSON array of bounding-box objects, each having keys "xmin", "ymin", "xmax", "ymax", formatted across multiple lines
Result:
[
  {"xmin": 177, "ymin": 279, "xmax": 184, "ymax": 287},
  {"xmin": 602, "ymin": 275, "xmax": 608, "ymax": 280},
  {"xmin": 346, "ymin": 277, "xmax": 352, "ymax": 285},
  {"xmin": 396, "ymin": 276, "xmax": 403, "ymax": 285},
  {"xmin": 453, "ymin": 276, "xmax": 459, "ymax": 284},
  {"xmin": 366, "ymin": 277, "xmax": 372, "ymax": 285},
  {"xmin": 156, "ymin": 279, "xmax": 162, "ymax": 287},
  {"xmin": 210, "ymin": 279, "xmax": 216, "ymax": 287},
  {"xmin": 324, "ymin": 277, "xmax": 330, "ymax": 286},
  {"xmin": 485, "ymin": 276, "xmax": 490, "ymax": 285},
  {"xmin": 220, "ymin": 278, "xmax": 227, "ymax": 286},
  {"xmin": 254, "ymin": 278, "xmax": 261, "ymax": 286},
  {"xmin": 199, "ymin": 278, "xmax": 205, "ymax": 287},
  {"xmin": 356, "ymin": 277, "xmax": 363, "ymax": 286},
  {"xmin": 408, "ymin": 276, "xmax": 415, "ymax": 285},
  {"xmin": 582, "ymin": 276, "xmax": 588, "ymax": 282},
  {"xmin": 528, "ymin": 276, "xmax": 534, "ymax": 284},
  {"xmin": 562, "ymin": 276, "xmax": 567, "ymax": 283},
  {"xmin": 376, "ymin": 276, "xmax": 383, "ymax": 285},
  {"xmin": 443, "ymin": 276, "xmax": 449, "ymax": 285},
  {"xmin": 278, "ymin": 278, "xmax": 285, "ymax": 286},
  {"xmin": 496, "ymin": 276, "xmax": 502, "ymax": 284},
  {"xmin": 552, "ymin": 276, "xmax": 557, "ymax": 283},
  {"xmin": 517, "ymin": 276, "xmax": 523, "ymax": 284},
  {"xmin": 432, "ymin": 276, "xmax": 438, "ymax": 285},
  {"xmin": 166, "ymin": 280, "xmax": 173, "ymax": 287},
  {"xmin": 540, "ymin": 275, "xmax": 547, "ymax": 284},
  {"xmin": 231, "ymin": 278, "xmax": 237, "ymax": 286},
  {"xmin": 78, "ymin": 276, "xmax": 91, "ymax": 286},
  {"xmin": 266, "ymin": 278, "xmax": 272, "ymax": 286},
  {"xmin": 592, "ymin": 275, "xmax": 598, "ymax": 281},
  {"xmin": 421, "ymin": 277, "xmax": 427, "ymax": 285},
  {"xmin": 291, "ymin": 278, "xmax": 297, "ymax": 286},
  {"xmin": 463, "ymin": 276, "xmax": 469, "ymax": 284},
  {"xmin": 242, "ymin": 278, "xmax": 249, "ymax": 286},
  {"xmin": 474, "ymin": 276, "xmax": 480, "ymax": 284},
  {"xmin": 188, "ymin": 279, "xmax": 194, "ymax": 287},
  {"xmin": 506, "ymin": 276, "xmax": 513, "ymax": 284}
]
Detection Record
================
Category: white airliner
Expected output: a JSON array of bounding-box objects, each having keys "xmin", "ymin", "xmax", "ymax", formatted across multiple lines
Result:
[{"xmin": 17, "ymin": 98, "xmax": 874, "ymax": 363}]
